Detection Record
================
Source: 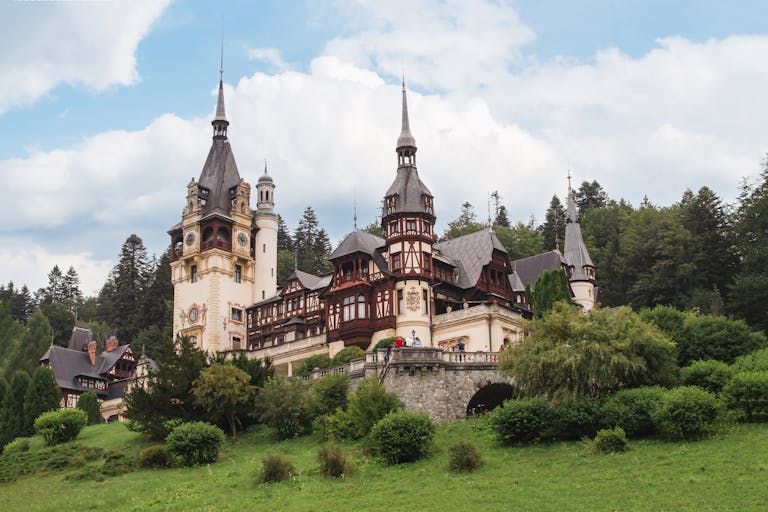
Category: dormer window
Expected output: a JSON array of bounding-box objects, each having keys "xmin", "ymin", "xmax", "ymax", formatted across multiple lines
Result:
[
  {"xmin": 386, "ymin": 196, "xmax": 398, "ymax": 215},
  {"xmin": 424, "ymin": 196, "xmax": 433, "ymax": 214}
]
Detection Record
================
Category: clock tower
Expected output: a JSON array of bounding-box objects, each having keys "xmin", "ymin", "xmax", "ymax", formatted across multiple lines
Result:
[{"xmin": 169, "ymin": 74, "xmax": 275, "ymax": 352}]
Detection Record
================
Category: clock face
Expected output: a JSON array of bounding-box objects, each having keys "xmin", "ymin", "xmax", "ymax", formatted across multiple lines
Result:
[
  {"xmin": 185, "ymin": 232, "xmax": 195, "ymax": 246},
  {"xmin": 189, "ymin": 307, "xmax": 198, "ymax": 322},
  {"xmin": 237, "ymin": 232, "xmax": 248, "ymax": 246}
]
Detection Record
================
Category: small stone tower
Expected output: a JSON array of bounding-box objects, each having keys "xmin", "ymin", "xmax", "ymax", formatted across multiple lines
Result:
[
  {"xmin": 563, "ymin": 178, "xmax": 597, "ymax": 310},
  {"xmin": 253, "ymin": 164, "xmax": 278, "ymax": 302}
]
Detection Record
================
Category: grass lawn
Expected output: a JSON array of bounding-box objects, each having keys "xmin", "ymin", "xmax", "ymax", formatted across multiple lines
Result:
[{"xmin": 1, "ymin": 419, "xmax": 767, "ymax": 511}]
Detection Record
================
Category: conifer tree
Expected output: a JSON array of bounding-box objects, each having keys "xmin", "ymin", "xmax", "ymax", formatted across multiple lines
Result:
[
  {"xmin": 0, "ymin": 371, "xmax": 32, "ymax": 445},
  {"xmin": 102, "ymin": 234, "xmax": 151, "ymax": 343},
  {"xmin": 445, "ymin": 202, "xmax": 486, "ymax": 238},
  {"xmin": 277, "ymin": 214, "xmax": 294, "ymax": 252},
  {"xmin": 494, "ymin": 205, "xmax": 510, "ymax": 227},
  {"xmin": 0, "ymin": 301, "xmax": 24, "ymax": 379},
  {"xmin": 539, "ymin": 195, "xmax": 566, "ymax": 251},
  {"xmin": 5, "ymin": 309, "xmax": 52, "ymax": 377},
  {"xmin": 575, "ymin": 180, "xmax": 608, "ymax": 213},
  {"xmin": 294, "ymin": 207, "xmax": 332, "ymax": 275},
  {"xmin": 24, "ymin": 366, "xmax": 60, "ymax": 431},
  {"xmin": 77, "ymin": 392, "xmax": 101, "ymax": 425}
]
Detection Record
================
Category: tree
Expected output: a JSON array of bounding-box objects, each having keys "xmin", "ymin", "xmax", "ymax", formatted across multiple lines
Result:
[
  {"xmin": 0, "ymin": 282, "xmax": 34, "ymax": 323},
  {"xmin": 575, "ymin": 180, "xmax": 608, "ymax": 213},
  {"xmin": 362, "ymin": 221, "xmax": 385, "ymax": 238},
  {"xmin": 255, "ymin": 377, "xmax": 318, "ymax": 440},
  {"xmin": 494, "ymin": 205, "xmax": 510, "ymax": 227},
  {"xmin": 276, "ymin": 249, "xmax": 295, "ymax": 285},
  {"xmin": 5, "ymin": 309, "xmax": 53, "ymax": 377},
  {"xmin": 445, "ymin": 202, "xmax": 486, "ymax": 239},
  {"xmin": 0, "ymin": 371, "xmax": 32, "ymax": 445},
  {"xmin": 42, "ymin": 265, "xmax": 66, "ymax": 304},
  {"xmin": 539, "ymin": 195, "xmax": 566, "ymax": 251},
  {"xmin": 528, "ymin": 268, "xmax": 571, "ymax": 318},
  {"xmin": 492, "ymin": 221, "xmax": 544, "ymax": 260},
  {"xmin": 193, "ymin": 364, "xmax": 255, "ymax": 440},
  {"xmin": 499, "ymin": 303, "xmax": 678, "ymax": 402},
  {"xmin": 0, "ymin": 301, "xmax": 24, "ymax": 379},
  {"xmin": 62, "ymin": 266, "xmax": 82, "ymax": 302},
  {"xmin": 103, "ymin": 234, "xmax": 151, "ymax": 343},
  {"xmin": 294, "ymin": 206, "xmax": 333, "ymax": 275},
  {"xmin": 277, "ymin": 214, "xmax": 294, "ymax": 252},
  {"xmin": 139, "ymin": 250, "xmax": 173, "ymax": 337},
  {"xmin": 132, "ymin": 325, "xmax": 166, "ymax": 361},
  {"xmin": 77, "ymin": 391, "xmax": 101, "ymax": 425},
  {"xmin": 24, "ymin": 366, "xmax": 60, "ymax": 431},
  {"xmin": 40, "ymin": 301, "xmax": 75, "ymax": 348},
  {"xmin": 123, "ymin": 335, "xmax": 208, "ymax": 440}
]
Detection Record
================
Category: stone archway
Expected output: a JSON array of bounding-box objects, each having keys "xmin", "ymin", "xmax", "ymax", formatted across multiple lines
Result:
[{"xmin": 466, "ymin": 382, "xmax": 515, "ymax": 417}]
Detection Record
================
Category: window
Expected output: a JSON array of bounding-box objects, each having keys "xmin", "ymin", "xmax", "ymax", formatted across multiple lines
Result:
[
  {"xmin": 406, "ymin": 220, "xmax": 417, "ymax": 234},
  {"xmin": 391, "ymin": 253, "xmax": 402, "ymax": 271},
  {"xmin": 234, "ymin": 264, "xmax": 242, "ymax": 283},
  {"xmin": 190, "ymin": 265, "xmax": 198, "ymax": 283},
  {"xmin": 397, "ymin": 289, "xmax": 404, "ymax": 314},
  {"xmin": 389, "ymin": 221, "xmax": 399, "ymax": 236},
  {"xmin": 357, "ymin": 294, "xmax": 367, "ymax": 319},
  {"xmin": 231, "ymin": 308, "xmax": 243, "ymax": 322},
  {"xmin": 343, "ymin": 296, "xmax": 355, "ymax": 321},
  {"xmin": 232, "ymin": 336, "xmax": 241, "ymax": 350},
  {"xmin": 424, "ymin": 252, "xmax": 432, "ymax": 272},
  {"xmin": 263, "ymin": 243, "xmax": 266, "ymax": 253},
  {"xmin": 422, "ymin": 290, "xmax": 428, "ymax": 314}
]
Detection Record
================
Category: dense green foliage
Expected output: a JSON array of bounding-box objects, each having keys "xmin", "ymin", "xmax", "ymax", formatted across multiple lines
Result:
[
  {"xmin": 369, "ymin": 411, "xmax": 435, "ymax": 465},
  {"xmin": 652, "ymin": 386, "xmax": 722, "ymax": 440},
  {"xmin": 500, "ymin": 304, "xmax": 678, "ymax": 401},
  {"xmin": 317, "ymin": 444, "xmax": 352, "ymax": 478},
  {"xmin": 192, "ymin": 364, "xmax": 255, "ymax": 440},
  {"xmin": 34, "ymin": 409, "xmax": 87, "ymax": 446},
  {"xmin": 344, "ymin": 378, "xmax": 403, "ymax": 439},
  {"xmin": 591, "ymin": 427, "xmax": 629, "ymax": 454},
  {"xmin": 490, "ymin": 397, "xmax": 552, "ymax": 445},
  {"xmin": 600, "ymin": 386, "xmax": 666, "ymax": 437},
  {"xmin": 331, "ymin": 346, "xmax": 365, "ymax": 366},
  {"xmin": 313, "ymin": 373, "xmax": 350, "ymax": 416},
  {"xmin": 528, "ymin": 268, "xmax": 571, "ymax": 318},
  {"xmin": 448, "ymin": 441, "xmax": 484, "ymax": 472},
  {"xmin": 255, "ymin": 377, "xmax": 318, "ymax": 440},
  {"xmin": 724, "ymin": 371, "xmax": 768, "ymax": 421},
  {"xmin": 731, "ymin": 347, "xmax": 768, "ymax": 373},
  {"xmin": 296, "ymin": 354, "xmax": 332, "ymax": 375},
  {"xmin": 0, "ymin": 371, "xmax": 32, "ymax": 445},
  {"xmin": 165, "ymin": 421, "xmax": 225, "ymax": 466},
  {"xmin": 138, "ymin": 445, "xmax": 177, "ymax": 469},
  {"xmin": 24, "ymin": 367, "xmax": 61, "ymax": 430},
  {"xmin": 77, "ymin": 392, "xmax": 102, "ymax": 425},
  {"xmin": 258, "ymin": 455, "xmax": 296, "ymax": 483},
  {"xmin": 680, "ymin": 360, "xmax": 733, "ymax": 394},
  {"xmin": 549, "ymin": 397, "xmax": 601, "ymax": 440}
]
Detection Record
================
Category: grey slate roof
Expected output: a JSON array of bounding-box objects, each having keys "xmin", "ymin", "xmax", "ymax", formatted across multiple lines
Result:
[
  {"xmin": 287, "ymin": 269, "xmax": 334, "ymax": 291},
  {"xmin": 197, "ymin": 140, "xmax": 241, "ymax": 218},
  {"xmin": 512, "ymin": 250, "xmax": 565, "ymax": 286},
  {"xmin": 383, "ymin": 167, "xmax": 433, "ymax": 214},
  {"xmin": 397, "ymin": 82, "xmax": 416, "ymax": 149},
  {"xmin": 40, "ymin": 345, "xmax": 134, "ymax": 398},
  {"xmin": 563, "ymin": 187, "xmax": 594, "ymax": 270},
  {"xmin": 434, "ymin": 230, "xmax": 507, "ymax": 289},
  {"xmin": 508, "ymin": 271, "xmax": 526, "ymax": 292},
  {"xmin": 68, "ymin": 327, "xmax": 92, "ymax": 351},
  {"xmin": 330, "ymin": 231, "xmax": 385, "ymax": 260}
]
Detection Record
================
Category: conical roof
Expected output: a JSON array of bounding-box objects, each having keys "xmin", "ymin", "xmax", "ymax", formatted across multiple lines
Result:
[
  {"xmin": 397, "ymin": 81, "xmax": 416, "ymax": 149},
  {"xmin": 563, "ymin": 183, "xmax": 594, "ymax": 271}
]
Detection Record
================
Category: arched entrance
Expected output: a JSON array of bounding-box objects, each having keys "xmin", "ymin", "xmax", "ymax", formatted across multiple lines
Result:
[{"xmin": 466, "ymin": 382, "xmax": 515, "ymax": 416}]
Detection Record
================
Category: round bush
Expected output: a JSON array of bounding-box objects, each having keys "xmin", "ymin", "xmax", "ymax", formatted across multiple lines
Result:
[
  {"xmin": 324, "ymin": 408, "xmax": 357, "ymax": 441},
  {"xmin": 165, "ymin": 421, "xmax": 225, "ymax": 466},
  {"xmin": 34, "ymin": 409, "xmax": 88, "ymax": 446},
  {"xmin": 653, "ymin": 386, "xmax": 722, "ymax": 440},
  {"xmin": 139, "ymin": 445, "xmax": 177, "ymax": 469},
  {"xmin": 600, "ymin": 386, "xmax": 666, "ymax": 438},
  {"xmin": 318, "ymin": 444, "xmax": 352, "ymax": 478},
  {"xmin": 592, "ymin": 427, "xmax": 629, "ymax": 454},
  {"xmin": 258, "ymin": 455, "xmax": 295, "ymax": 483},
  {"xmin": 331, "ymin": 346, "xmax": 365, "ymax": 366},
  {"xmin": 2, "ymin": 438, "xmax": 30, "ymax": 454},
  {"xmin": 448, "ymin": 442, "xmax": 484, "ymax": 472},
  {"xmin": 490, "ymin": 398, "xmax": 551, "ymax": 445},
  {"xmin": 680, "ymin": 360, "xmax": 733, "ymax": 394},
  {"xmin": 724, "ymin": 371, "xmax": 768, "ymax": 421},
  {"xmin": 549, "ymin": 397, "xmax": 601, "ymax": 440},
  {"xmin": 369, "ymin": 411, "xmax": 435, "ymax": 465}
]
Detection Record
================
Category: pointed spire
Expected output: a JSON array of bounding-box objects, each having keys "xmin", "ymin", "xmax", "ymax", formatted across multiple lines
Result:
[
  {"xmin": 566, "ymin": 171, "xmax": 578, "ymax": 223},
  {"xmin": 397, "ymin": 79, "xmax": 416, "ymax": 149},
  {"xmin": 212, "ymin": 37, "xmax": 229, "ymax": 139}
]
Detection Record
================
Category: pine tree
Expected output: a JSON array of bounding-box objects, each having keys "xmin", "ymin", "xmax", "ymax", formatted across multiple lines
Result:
[
  {"xmin": 575, "ymin": 180, "xmax": 608, "ymax": 213},
  {"xmin": 62, "ymin": 266, "xmax": 82, "ymax": 302},
  {"xmin": 277, "ymin": 214, "xmax": 294, "ymax": 252},
  {"xmin": 77, "ymin": 392, "xmax": 101, "ymax": 425},
  {"xmin": 445, "ymin": 202, "xmax": 486, "ymax": 239},
  {"xmin": 107, "ymin": 234, "xmax": 151, "ymax": 343},
  {"xmin": 39, "ymin": 301, "xmax": 75, "ymax": 348},
  {"xmin": 43, "ymin": 266, "xmax": 66, "ymax": 304},
  {"xmin": 294, "ymin": 207, "xmax": 332, "ymax": 275},
  {"xmin": 529, "ymin": 268, "xmax": 571, "ymax": 318},
  {"xmin": 0, "ymin": 301, "xmax": 25, "ymax": 379},
  {"xmin": 540, "ymin": 195, "xmax": 566, "ymax": 251},
  {"xmin": 24, "ymin": 366, "xmax": 60, "ymax": 431},
  {"xmin": 5, "ymin": 309, "xmax": 53, "ymax": 377},
  {"xmin": 139, "ymin": 250, "xmax": 173, "ymax": 337},
  {"xmin": 0, "ymin": 371, "xmax": 32, "ymax": 445},
  {"xmin": 494, "ymin": 205, "xmax": 510, "ymax": 227}
]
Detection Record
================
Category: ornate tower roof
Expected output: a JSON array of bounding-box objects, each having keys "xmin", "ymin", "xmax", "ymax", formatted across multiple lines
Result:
[
  {"xmin": 197, "ymin": 74, "xmax": 241, "ymax": 218},
  {"xmin": 397, "ymin": 80, "xmax": 416, "ymax": 150},
  {"xmin": 563, "ymin": 178, "xmax": 594, "ymax": 275}
]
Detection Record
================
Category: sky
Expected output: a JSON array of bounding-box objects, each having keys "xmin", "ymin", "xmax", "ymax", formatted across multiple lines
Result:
[{"xmin": 2, "ymin": 0, "xmax": 768, "ymax": 296}]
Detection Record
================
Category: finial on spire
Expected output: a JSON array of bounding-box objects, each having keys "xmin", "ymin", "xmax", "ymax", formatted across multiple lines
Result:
[
  {"xmin": 567, "ymin": 169, "xmax": 572, "ymax": 191},
  {"xmin": 212, "ymin": 34, "xmax": 228, "ymax": 138},
  {"xmin": 353, "ymin": 196, "xmax": 358, "ymax": 231},
  {"xmin": 219, "ymin": 32, "xmax": 224, "ymax": 83},
  {"xmin": 264, "ymin": 159, "xmax": 268, "ymax": 174},
  {"xmin": 396, "ymin": 78, "xmax": 417, "ymax": 166}
]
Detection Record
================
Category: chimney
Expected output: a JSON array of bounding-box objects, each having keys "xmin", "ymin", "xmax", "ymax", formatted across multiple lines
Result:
[
  {"xmin": 105, "ymin": 336, "xmax": 119, "ymax": 352},
  {"xmin": 87, "ymin": 341, "xmax": 97, "ymax": 366}
]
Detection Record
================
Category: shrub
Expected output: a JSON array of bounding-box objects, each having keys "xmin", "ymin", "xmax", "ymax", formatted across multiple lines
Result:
[
  {"xmin": 600, "ymin": 386, "xmax": 666, "ymax": 438},
  {"xmin": 678, "ymin": 314, "xmax": 766, "ymax": 366},
  {"xmin": 549, "ymin": 397, "xmax": 601, "ymax": 440},
  {"xmin": 77, "ymin": 392, "xmax": 102, "ymax": 425},
  {"xmin": 724, "ymin": 371, "xmax": 768, "ymax": 421},
  {"xmin": 258, "ymin": 455, "xmax": 295, "ymax": 483},
  {"xmin": 448, "ymin": 442, "xmax": 484, "ymax": 472},
  {"xmin": 680, "ymin": 360, "xmax": 733, "ymax": 394},
  {"xmin": 255, "ymin": 377, "xmax": 319, "ymax": 440},
  {"xmin": 44, "ymin": 453, "xmax": 72, "ymax": 470},
  {"xmin": 372, "ymin": 336, "xmax": 398, "ymax": 352},
  {"xmin": 369, "ymin": 411, "xmax": 435, "ymax": 465},
  {"xmin": 331, "ymin": 346, "xmax": 365, "ymax": 366},
  {"xmin": 34, "ymin": 409, "xmax": 88, "ymax": 446},
  {"xmin": 314, "ymin": 373, "xmax": 350, "ymax": 415},
  {"xmin": 591, "ymin": 427, "xmax": 629, "ymax": 454},
  {"xmin": 318, "ymin": 444, "xmax": 352, "ymax": 478},
  {"xmin": 165, "ymin": 421, "xmax": 225, "ymax": 466},
  {"xmin": 732, "ymin": 348, "xmax": 768, "ymax": 373},
  {"xmin": 324, "ymin": 408, "xmax": 357, "ymax": 441},
  {"xmin": 139, "ymin": 445, "xmax": 177, "ymax": 469},
  {"xmin": 653, "ymin": 386, "xmax": 722, "ymax": 440},
  {"xmin": 490, "ymin": 398, "xmax": 552, "ymax": 445},
  {"xmin": 346, "ymin": 378, "xmax": 403, "ymax": 439},
  {"xmin": 297, "ymin": 355, "xmax": 332, "ymax": 375},
  {"xmin": 2, "ymin": 438, "xmax": 30, "ymax": 454},
  {"xmin": 101, "ymin": 450, "xmax": 136, "ymax": 477}
]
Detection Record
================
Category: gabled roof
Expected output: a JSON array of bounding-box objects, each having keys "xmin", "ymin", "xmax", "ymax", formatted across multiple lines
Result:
[
  {"xmin": 383, "ymin": 167, "xmax": 433, "ymax": 214},
  {"xmin": 68, "ymin": 327, "xmax": 92, "ymax": 351},
  {"xmin": 286, "ymin": 269, "xmax": 333, "ymax": 291},
  {"xmin": 330, "ymin": 231, "xmax": 385, "ymax": 260},
  {"xmin": 512, "ymin": 250, "xmax": 565, "ymax": 286},
  {"xmin": 508, "ymin": 272, "xmax": 526, "ymax": 292},
  {"xmin": 40, "ymin": 345, "xmax": 136, "ymax": 397},
  {"xmin": 434, "ymin": 230, "xmax": 507, "ymax": 289},
  {"xmin": 197, "ymin": 141, "xmax": 241, "ymax": 218}
]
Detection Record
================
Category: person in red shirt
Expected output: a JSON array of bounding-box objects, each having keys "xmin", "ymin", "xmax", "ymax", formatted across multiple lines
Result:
[{"xmin": 395, "ymin": 337, "xmax": 404, "ymax": 348}]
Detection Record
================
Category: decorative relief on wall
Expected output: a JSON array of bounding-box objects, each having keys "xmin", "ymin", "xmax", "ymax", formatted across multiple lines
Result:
[
  {"xmin": 180, "ymin": 303, "xmax": 207, "ymax": 328},
  {"xmin": 406, "ymin": 286, "xmax": 420, "ymax": 312}
]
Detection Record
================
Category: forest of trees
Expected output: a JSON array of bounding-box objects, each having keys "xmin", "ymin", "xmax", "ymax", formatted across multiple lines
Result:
[{"xmin": 1, "ymin": 160, "xmax": 768, "ymax": 381}]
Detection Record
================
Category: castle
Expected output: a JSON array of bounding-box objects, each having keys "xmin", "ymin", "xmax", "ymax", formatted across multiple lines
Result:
[{"xmin": 168, "ymin": 75, "xmax": 596, "ymax": 375}]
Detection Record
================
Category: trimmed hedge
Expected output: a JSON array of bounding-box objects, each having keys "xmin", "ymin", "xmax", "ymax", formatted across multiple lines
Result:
[
  {"xmin": 652, "ymin": 386, "xmax": 721, "ymax": 440},
  {"xmin": 34, "ymin": 409, "xmax": 88, "ymax": 446},
  {"xmin": 724, "ymin": 371, "xmax": 768, "ymax": 421},
  {"xmin": 680, "ymin": 360, "xmax": 733, "ymax": 394},
  {"xmin": 165, "ymin": 422, "xmax": 225, "ymax": 466},
  {"xmin": 490, "ymin": 398, "xmax": 551, "ymax": 445},
  {"xmin": 549, "ymin": 397, "xmax": 601, "ymax": 440},
  {"xmin": 369, "ymin": 411, "xmax": 435, "ymax": 465},
  {"xmin": 600, "ymin": 386, "xmax": 666, "ymax": 438}
]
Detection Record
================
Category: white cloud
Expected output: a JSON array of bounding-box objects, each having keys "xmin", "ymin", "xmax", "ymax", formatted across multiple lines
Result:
[
  {"xmin": 248, "ymin": 47, "xmax": 290, "ymax": 71},
  {"xmin": 0, "ymin": 0, "xmax": 170, "ymax": 114}
]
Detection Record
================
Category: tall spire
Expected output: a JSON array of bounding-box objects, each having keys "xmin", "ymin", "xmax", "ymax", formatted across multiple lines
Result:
[
  {"xmin": 566, "ymin": 171, "xmax": 578, "ymax": 223},
  {"xmin": 396, "ymin": 79, "xmax": 417, "ymax": 167},
  {"xmin": 212, "ymin": 36, "xmax": 229, "ymax": 139}
]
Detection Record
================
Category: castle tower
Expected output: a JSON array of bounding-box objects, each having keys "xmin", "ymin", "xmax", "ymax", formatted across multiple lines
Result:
[
  {"xmin": 168, "ymin": 73, "xmax": 261, "ymax": 352},
  {"xmin": 563, "ymin": 177, "xmax": 597, "ymax": 310},
  {"xmin": 253, "ymin": 163, "xmax": 278, "ymax": 302},
  {"xmin": 382, "ymin": 81, "xmax": 435, "ymax": 342}
]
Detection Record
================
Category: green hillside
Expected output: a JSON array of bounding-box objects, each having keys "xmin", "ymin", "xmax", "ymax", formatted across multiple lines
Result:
[{"xmin": 1, "ymin": 419, "xmax": 767, "ymax": 511}]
